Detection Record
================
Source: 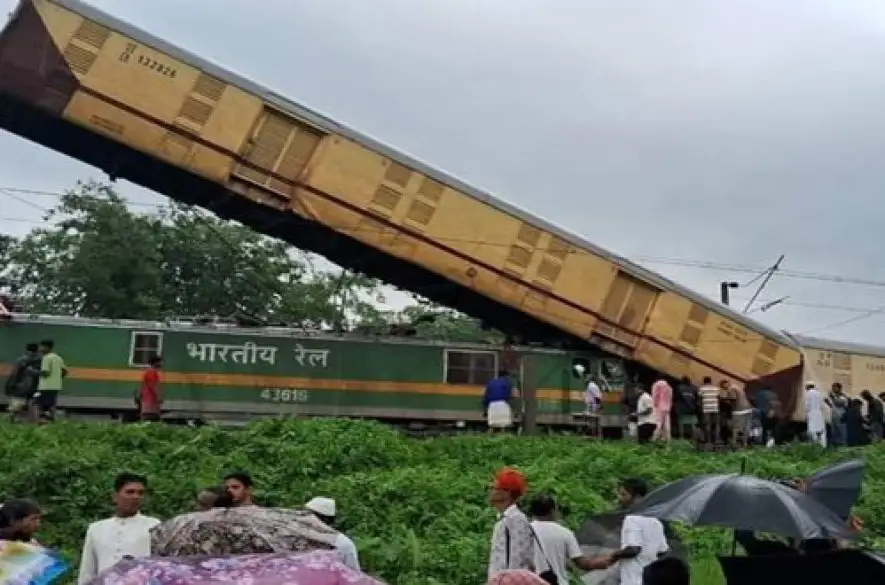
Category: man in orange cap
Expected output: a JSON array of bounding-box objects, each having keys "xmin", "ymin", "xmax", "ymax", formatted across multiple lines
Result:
[{"xmin": 488, "ymin": 468, "xmax": 534, "ymax": 578}]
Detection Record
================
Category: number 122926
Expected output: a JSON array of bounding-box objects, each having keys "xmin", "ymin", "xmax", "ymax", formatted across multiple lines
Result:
[{"xmin": 118, "ymin": 42, "xmax": 177, "ymax": 78}]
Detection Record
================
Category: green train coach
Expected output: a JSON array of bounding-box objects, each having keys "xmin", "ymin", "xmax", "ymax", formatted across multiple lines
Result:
[{"xmin": 0, "ymin": 314, "xmax": 629, "ymax": 428}]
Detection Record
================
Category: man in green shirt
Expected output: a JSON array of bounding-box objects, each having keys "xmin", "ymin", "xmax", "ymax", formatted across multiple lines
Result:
[{"xmin": 33, "ymin": 339, "xmax": 67, "ymax": 422}]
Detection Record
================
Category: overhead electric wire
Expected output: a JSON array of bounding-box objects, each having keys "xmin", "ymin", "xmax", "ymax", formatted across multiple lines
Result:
[
  {"xmin": 740, "ymin": 265, "xmax": 772, "ymax": 288},
  {"xmin": 2, "ymin": 188, "xmax": 885, "ymax": 343},
  {"xmin": 0, "ymin": 188, "xmax": 48, "ymax": 213},
  {"xmin": 797, "ymin": 304, "xmax": 885, "ymax": 336},
  {"xmin": 6, "ymin": 187, "xmax": 885, "ymax": 288}
]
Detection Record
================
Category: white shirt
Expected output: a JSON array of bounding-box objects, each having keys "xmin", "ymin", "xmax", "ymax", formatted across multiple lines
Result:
[
  {"xmin": 77, "ymin": 514, "xmax": 160, "ymax": 584},
  {"xmin": 585, "ymin": 382, "xmax": 602, "ymax": 413},
  {"xmin": 531, "ymin": 520, "xmax": 582, "ymax": 585},
  {"xmin": 335, "ymin": 533, "xmax": 361, "ymax": 572},
  {"xmin": 619, "ymin": 515, "xmax": 668, "ymax": 585},
  {"xmin": 489, "ymin": 505, "xmax": 534, "ymax": 577},
  {"xmin": 805, "ymin": 387, "xmax": 825, "ymax": 432},
  {"xmin": 637, "ymin": 393, "xmax": 656, "ymax": 426}
]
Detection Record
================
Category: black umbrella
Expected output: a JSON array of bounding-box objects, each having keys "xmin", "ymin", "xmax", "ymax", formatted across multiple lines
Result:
[
  {"xmin": 805, "ymin": 459, "xmax": 865, "ymax": 520},
  {"xmin": 627, "ymin": 473, "xmax": 854, "ymax": 540}
]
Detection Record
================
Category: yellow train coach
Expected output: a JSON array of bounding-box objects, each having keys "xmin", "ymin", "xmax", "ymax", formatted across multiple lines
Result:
[
  {"xmin": 0, "ymin": 0, "xmax": 805, "ymax": 406},
  {"xmin": 788, "ymin": 334, "xmax": 885, "ymax": 417}
]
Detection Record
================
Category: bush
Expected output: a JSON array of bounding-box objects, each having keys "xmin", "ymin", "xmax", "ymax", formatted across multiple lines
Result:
[{"xmin": 1, "ymin": 419, "xmax": 882, "ymax": 585}]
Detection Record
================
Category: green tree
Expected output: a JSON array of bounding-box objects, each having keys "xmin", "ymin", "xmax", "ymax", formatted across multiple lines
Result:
[
  {"xmin": 3, "ymin": 179, "xmax": 504, "ymax": 341},
  {"xmin": 7, "ymin": 181, "xmax": 163, "ymax": 318},
  {"xmin": 0, "ymin": 233, "xmax": 17, "ymax": 286},
  {"xmin": 5, "ymin": 180, "xmax": 385, "ymax": 325},
  {"xmin": 0, "ymin": 233, "xmax": 18, "ymax": 311},
  {"xmin": 388, "ymin": 301, "xmax": 503, "ymax": 343},
  {"xmin": 152, "ymin": 202, "xmax": 305, "ymax": 321},
  {"xmin": 277, "ymin": 268, "xmax": 386, "ymax": 330}
]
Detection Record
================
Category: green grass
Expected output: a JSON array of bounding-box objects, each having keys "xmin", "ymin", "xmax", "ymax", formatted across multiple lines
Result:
[
  {"xmin": 691, "ymin": 557, "xmax": 726, "ymax": 585},
  {"xmin": 1, "ymin": 420, "xmax": 881, "ymax": 585}
]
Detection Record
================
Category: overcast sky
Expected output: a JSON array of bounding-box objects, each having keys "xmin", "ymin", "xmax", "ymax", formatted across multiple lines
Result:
[{"xmin": 2, "ymin": 0, "xmax": 885, "ymax": 344}]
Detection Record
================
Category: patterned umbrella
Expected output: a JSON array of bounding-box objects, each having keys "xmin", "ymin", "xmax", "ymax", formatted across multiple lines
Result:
[
  {"xmin": 0, "ymin": 540, "xmax": 68, "ymax": 585},
  {"xmin": 85, "ymin": 550, "xmax": 384, "ymax": 585},
  {"xmin": 150, "ymin": 507, "xmax": 338, "ymax": 556},
  {"xmin": 487, "ymin": 570, "xmax": 548, "ymax": 585}
]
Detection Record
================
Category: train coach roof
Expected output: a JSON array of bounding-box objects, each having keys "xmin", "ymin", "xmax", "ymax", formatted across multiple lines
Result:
[
  {"xmin": 4, "ymin": 312, "xmax": 579, "ymax": 354},
  {"xmin": 788, "ymin": 333, "xmax": 885, "ymax": 359},
  {"xmin": 40, "ymin": 0, "xmax": 794, "ymax": 348}
]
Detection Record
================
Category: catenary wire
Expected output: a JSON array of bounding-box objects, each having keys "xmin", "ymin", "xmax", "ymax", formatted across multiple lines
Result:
[
  {"xmin": 5, "ymin": 186, "xmax": 885, "ymax": 289},
  {"xmin": 2, "ymin": 189, "xmax": 884, "ymax": 343}
]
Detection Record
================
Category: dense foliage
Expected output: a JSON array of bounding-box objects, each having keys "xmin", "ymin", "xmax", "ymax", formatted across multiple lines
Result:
[
  {"xmin": 0, "ymin": 180, "xmax": 498, "ymax": 342},
  {"xmin": 1, "ymin": 420, "xmax": 882, "ymax": 585}
]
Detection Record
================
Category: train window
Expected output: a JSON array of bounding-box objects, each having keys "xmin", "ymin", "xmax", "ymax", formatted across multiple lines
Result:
[
  {"xmin": 444, "ymin": 350, "xmax": 497, "ymax": 385},
  {"xmin": 129, "ymin": 331, "xmax": 164, "ymax": 367},
  {"xmin": 571, "ymin": 357, "xmax": 591, "ymax": 379}
]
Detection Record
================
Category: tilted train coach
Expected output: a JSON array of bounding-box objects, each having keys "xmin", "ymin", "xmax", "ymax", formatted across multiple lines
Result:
[
  {"xmin": 0, "ymin": 0, "xmax": 881, "ymax": 423},
  {"xmin": 786, "ymin": 334, "xmax": 885, "ymax": 412},
  {"xmin": 0, "ymin": 0, "xmax": 813, "ymax": 411}
]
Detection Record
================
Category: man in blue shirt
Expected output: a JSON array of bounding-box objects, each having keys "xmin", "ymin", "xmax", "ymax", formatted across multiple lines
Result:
[{"xmin": 483, "ymin": 370, "xmax": 514, "ymax": 432}]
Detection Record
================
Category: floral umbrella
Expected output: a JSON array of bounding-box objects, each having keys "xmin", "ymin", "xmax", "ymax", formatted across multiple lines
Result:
[
  {"xmin": 85, "ymin": 550, "xmax": 385, "ymax": 585},
  {"xmin": 150, "ymin": 507, "xmax": 338, "ymax": 556},
  {"xmin": 0, "ymin": 540, "xmax": 68, "ymax": 585}
]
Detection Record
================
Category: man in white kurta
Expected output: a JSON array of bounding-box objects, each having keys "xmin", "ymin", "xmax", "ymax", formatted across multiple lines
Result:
[
  {"xmin": 304, "ymin": 497, "xmax": 361, "ymax": 572},
  {"xmin": 78, "ymin": 474, "xmax": 160, "ymax": 584},
  {"xmin": 804, "ymin": 382, "xmax": 827, "ymax": 448}
]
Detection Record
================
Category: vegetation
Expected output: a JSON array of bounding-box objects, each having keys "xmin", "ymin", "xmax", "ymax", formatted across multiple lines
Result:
[
  {"xmin": 0, "ymin": 180, "xmax": 499, "ymax": 343},
  {"xmin": 1, "ymin": 419, "xmax": 883, "ymax": 585}
]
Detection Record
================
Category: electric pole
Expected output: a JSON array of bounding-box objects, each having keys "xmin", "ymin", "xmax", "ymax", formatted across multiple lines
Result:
[
  {"xmin": 742, "ymin": 255, "xmax": 785, "ymax": 313},
  {"xmin": 720, "ymin": 281, "xmax": 739, "ymax": 306}
]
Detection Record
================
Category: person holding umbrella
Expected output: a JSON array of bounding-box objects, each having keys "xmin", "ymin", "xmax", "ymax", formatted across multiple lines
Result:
[
  {"xmin": 611, "ymin": 478, "xmax": 669, "ymax": 585},
  {"xmin": 625, "ymin": 471, "xmax": 855, "ymax": 553}
]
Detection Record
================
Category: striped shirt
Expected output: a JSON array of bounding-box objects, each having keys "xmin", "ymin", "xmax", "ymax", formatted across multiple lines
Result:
[{"xmin": 699, "ymin": 384, "xmax": 719, "ymax": 414}]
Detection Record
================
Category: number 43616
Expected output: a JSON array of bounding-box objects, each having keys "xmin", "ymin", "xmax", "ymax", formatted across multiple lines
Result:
[{"xmin": 260, "ymin": 388, "xmax": 309, "ymax": 403}]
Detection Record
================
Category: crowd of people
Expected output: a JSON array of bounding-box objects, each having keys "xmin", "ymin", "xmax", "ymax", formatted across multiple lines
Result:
[
  {"xmin": 486, "ymin": 468, "xmax": 687, "ymax": 585},
  {"xmin": 0, "ymin": 471, "xmax": 360, "ymax": 583},
  {"xmin": 591, "ymin": 374, "xmax": 885, "ymax": 449},
  {"xmin": 4, "ymin": 339, "xmax": 166, "ymax": 423},
  {"xmin": 0, "ymin": 466, "xmax": 686, "ymax": 585}
]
